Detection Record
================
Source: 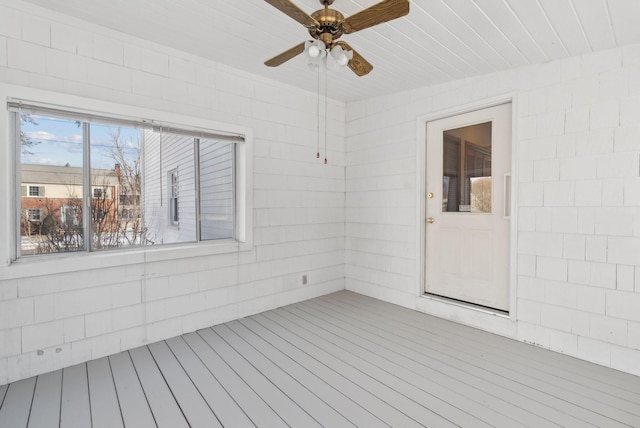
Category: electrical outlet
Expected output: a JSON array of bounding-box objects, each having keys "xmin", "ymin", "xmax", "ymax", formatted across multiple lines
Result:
[{"xmin": 302, "ymin": 274, "xmax": 307, "ymax": 285}]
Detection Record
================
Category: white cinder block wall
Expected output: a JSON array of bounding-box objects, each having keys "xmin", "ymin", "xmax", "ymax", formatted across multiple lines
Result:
[
  {"xmin": 0, "ymin": 1, "xmax": 345, "ymax": 384},
  {"xmin": 346, "ymin": 43, "xmax": 640, "ymax": 375}
]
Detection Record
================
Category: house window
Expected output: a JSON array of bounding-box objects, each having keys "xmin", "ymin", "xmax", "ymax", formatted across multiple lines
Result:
[
  {"xmin": 27, "ymin": 208, "xmax": 42, "ymax": 221},
  {"xmin": 169, "ymin": 170, "xmax": 179, "ymax": 226},
  {"xmin": 28, "ymin": 186, "xmax": 43, "ymax": 197},
  {"xmin": 12, "ymin": 102, "xmax": 248, "ymax": 258},
  {"xmin": 93, "ymin": 187, "xmax": 104, "ymax": 198}
]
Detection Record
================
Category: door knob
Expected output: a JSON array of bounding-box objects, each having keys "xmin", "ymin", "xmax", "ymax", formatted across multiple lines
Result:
[
  {"xmin": 426, "ymin": 217, "xmax": 435, "ymax": 224},
  {"xmin": 427, "ymin": 192, "xmax": 434, "ymax": 199}
]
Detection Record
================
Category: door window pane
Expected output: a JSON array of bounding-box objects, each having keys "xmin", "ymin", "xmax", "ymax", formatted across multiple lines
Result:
[{"xmin": 442, "ymin": 122, "xmax": 492, "ymax": 213}]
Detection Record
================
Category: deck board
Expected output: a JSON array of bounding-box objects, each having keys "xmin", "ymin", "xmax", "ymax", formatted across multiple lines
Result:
[
  {"xmin": 213, "ymin": 322, "xmax": 355, "ymax": 427},
  {"xmin": 147, "ymin": 340, "xmax": 222, "ymax": 428},
  {"xmin": 1, "ymin": 290, "xmax": 640, "ymax": 427},
  {"xmin": 163, "ymin": 336, "xmax": 253, "ymax": 427},
  {"xmin": 60, "ymin": 364, "xmax": 91, "ymax": 428},
  {"xmin": 320, "ymin": 292, "xmax": 640, "ymax": 426},
  {"xmin": 259, "ymin": 310, "xmax": 440, "ymax": 427},
  {"xmin": 182, "ymin": 331, "xmax": 286, "ymax": 427},
  {"xmin": 108, "ymin": 352, "xmax": 156, "ymax": 428},
  {"xmin": 290, "ymin": 301, "xmax": 551, "ymax": 427},
  {"xmin": 27, "ymin": 370, "xmax": 61, "ymax": 428},
  {"xmin": 0, "ymin": 378, "xmax": 36, "ymax": 428},
  {"xmin": 199, "ymin": 327, "xmax": 321, "ymax": 428},
  {"xmin": 228, "ymin": 318, "xmax": 388, "ymax": 427},
  {"xmin": 128, "ymin": 345, "xmax": 189, "ymax": 428},
  {"xmin": 310, "ymin": 295, "xmax": 628, "ymax": 427},
  {"xmin": 273, "ymin": 305, "xmax": 489, "ymax": 427},
  {"xmin": 87, "ymin": 358, "xmax": 124, "ymax": 428}
]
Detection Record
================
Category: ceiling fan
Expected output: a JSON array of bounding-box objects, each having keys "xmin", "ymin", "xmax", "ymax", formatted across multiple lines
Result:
[{"xmin": 264, "ymin": 0, "xmax": 410, "ymax": 76}]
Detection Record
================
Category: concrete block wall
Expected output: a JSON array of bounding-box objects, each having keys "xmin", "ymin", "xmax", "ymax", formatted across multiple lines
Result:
[
  {"xmin": 346, "ymin": 43, "xmax": 640, "ymax": 375},
  {"xmin": 0, "ymin": 0, "xmax": 345, "ymax": 384}
]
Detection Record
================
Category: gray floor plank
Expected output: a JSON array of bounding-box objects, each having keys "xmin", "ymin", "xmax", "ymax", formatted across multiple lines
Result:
[
  {"xmin": 109, "ymin": 351, "xmax": 156, "ymax": 428},
  {"xmin": 318, "ymin": 294, "xmax": 631, "ymax": 424},
  {"xmin": 198, "ymin": 327, "xmax": 323, "ymax": 428},
  {"xmin": 128, "ymin": 346, "xmax": 189, "ymax": 428},
  {"xmin": 304, "ymin": 297, "xmax": 607, "ymax": 428},
  {"xmin": 147, "ymin": 341, "xmax": 222, "ymax": 428},
  {"xmin": 60, "ymin": 364, "xmax": 91, "ymax": 428},
  {"xmin": 183, "ymin": 331, "xmax": 288, "ymax": 428},
  {"xmin": 324, "ymin": 292, "xmax": 640, "ymax": 426},
  {"xmin": 288, "ymin": 302, "xmax": 553, "ymax": 428},
  {"xmin": 87, "ymin": 357, "xmax": 124, "ymax": 428},
  {"xmin": 253, "ymin": 312, "xmax": 431, "ymax": 428},
  {"xmin": 27, "ymin": 370, "xmax": 62, "ymax": 428},
  {"xmin": 332, "ymin": 292, "xmax": 640, "ymax": 396},
  {"xmin": 273, "ymin": 305, "xmax": 503, "ymax": 428},
  {"xmin": 213, "ymin": 322, "xmax": 355, "ymax": 428},
  {"xmin": 163, "ymin": 336, "xmax": 254, "ymax": 428},
  {"xmin": 0, "ymin": 377, "xmax": 36, "ymax": 428},
  {"xmin": 230, "ymin": 318, "xmax": 389, "ymax": 428},
  {"xmin": 241, "ymin": 314, "xmax": 402, "ymax": 427}
]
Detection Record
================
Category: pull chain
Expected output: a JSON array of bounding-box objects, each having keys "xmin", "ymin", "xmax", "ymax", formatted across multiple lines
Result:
[
  {"xmin": 316, "ymin": 65, "xmax": 320, "ymax": 159},
  {"xmin": 324, "ymin": 67, "xmax": 328, "ymax": 164}
]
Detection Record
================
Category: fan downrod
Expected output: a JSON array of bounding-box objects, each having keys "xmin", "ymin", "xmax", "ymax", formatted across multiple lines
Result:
[{"xmin": 320, "ymin": 0, "xmax": 335, "ymax": 5}]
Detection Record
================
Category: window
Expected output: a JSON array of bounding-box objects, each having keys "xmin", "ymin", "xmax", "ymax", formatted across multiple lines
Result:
[
  {"xmin": 27, "ymin": 208, "xmax": 42, "ymax": 221},
  {"xmin": 93, "ymin": 187, "xmax": 104, "ymax": 199},
  {"xmin": 12, "ymin": 102, "xmax": 247, "ymax": 258},
  {"xmin": 28, "ymin": 186, "xmax": 43, "ymax": 197},
  {"xmin": 169, "ymin": 170, "xmax": 179, "ymax": 226}
]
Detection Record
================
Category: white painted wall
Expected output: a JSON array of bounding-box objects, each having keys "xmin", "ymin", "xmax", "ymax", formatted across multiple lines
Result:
[
  {"xmin": 346, "ymin": 43, "xmax": 640, "ymax": 375},
  {"xmin": 0, "ymin": 0, "xmax": 345, "ymax": 384}
]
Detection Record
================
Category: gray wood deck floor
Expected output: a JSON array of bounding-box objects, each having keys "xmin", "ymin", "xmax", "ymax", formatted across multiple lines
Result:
[{"xmin": 1, "ymin": 291, "xmax": 639, "ymax": 427}]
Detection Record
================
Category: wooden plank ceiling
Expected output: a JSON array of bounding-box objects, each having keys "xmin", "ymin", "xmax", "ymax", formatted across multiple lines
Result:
[{"xmin": 20, "ymin": 0, "xmax": 640, "ymax": 101}]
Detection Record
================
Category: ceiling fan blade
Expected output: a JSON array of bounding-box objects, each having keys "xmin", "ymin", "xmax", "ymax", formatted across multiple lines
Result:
[
  {"xmin": 264, "ymin": 0, "xmax": 319, "ymax": 28},
  {"xmin": 264, "ymin": 42, "xmax": 306, "ymax": 67},
  {"xmin": 336, "ymin": 42, "xmax": 373, "ymax": 76},
  {"xmin": 342, "ymin": 0, "xmax": 409, "ymax": 34}
]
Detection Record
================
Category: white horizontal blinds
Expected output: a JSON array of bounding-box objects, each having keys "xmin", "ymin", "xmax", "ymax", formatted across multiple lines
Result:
[
  {"xmin": 150, "ymin": 126, "xmax": 244, "ymax": 143},
  {"xmin": 199, "ymin": 139, "xmax": 234, "ymax": 240},
  {"xmin": 8, "ymin": 101, "xmax": 245, "ymax": 143},
  {"xmin": 8, "ymin": 102, "xmax": 149, "ymax": 129}
]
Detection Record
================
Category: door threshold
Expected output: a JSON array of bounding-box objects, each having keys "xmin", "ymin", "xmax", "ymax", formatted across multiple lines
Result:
[{"xmin": 423, "ymin": 293, "xmax": 509, "ymax": 317}]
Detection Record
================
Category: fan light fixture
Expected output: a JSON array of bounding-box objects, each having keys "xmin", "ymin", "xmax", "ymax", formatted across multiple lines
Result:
[{"xmin": 304, "ymin": 40, "xmax": 352, "ymax": 71}]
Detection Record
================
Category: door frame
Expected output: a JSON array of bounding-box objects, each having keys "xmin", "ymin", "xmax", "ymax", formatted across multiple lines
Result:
[{"xmin": 415, "ymin": 95, "xmax": 519, "ymax": 334}]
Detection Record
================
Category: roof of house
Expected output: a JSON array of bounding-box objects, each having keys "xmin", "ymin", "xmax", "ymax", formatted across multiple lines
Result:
[{"xmin": 21, "ymin": 164, "xmax": 119, "ymax": 186}]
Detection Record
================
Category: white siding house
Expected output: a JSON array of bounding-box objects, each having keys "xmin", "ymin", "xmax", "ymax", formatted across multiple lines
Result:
[{"xmin": 0, "ymin": 0, "xmax": 639, "ymax": 388}]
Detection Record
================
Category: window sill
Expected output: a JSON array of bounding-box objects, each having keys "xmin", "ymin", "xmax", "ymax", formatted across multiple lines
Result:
[{"xmin": 3, "ymin": 240, "xmax": 252, "ymax": 280}]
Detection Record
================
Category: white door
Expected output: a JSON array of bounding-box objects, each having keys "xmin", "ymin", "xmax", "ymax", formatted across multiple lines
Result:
[{"xmin": 425, "ymin": 103, "xmax": 512, "ymax": 312}]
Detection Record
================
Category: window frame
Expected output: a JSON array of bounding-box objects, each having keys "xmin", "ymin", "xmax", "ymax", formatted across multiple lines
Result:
[{"xmin": 1, "ymin": 85, "xmax": 253, "ymax": 277}]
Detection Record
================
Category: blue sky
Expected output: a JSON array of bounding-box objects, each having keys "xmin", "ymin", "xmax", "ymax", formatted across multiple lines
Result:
[{"xmin": 21, "ymin": 115, "xmax": 140, "ymax": 170}]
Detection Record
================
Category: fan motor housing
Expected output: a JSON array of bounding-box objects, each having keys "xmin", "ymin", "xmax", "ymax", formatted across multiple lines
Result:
[{"xmin": 309, "ymin": 8, "xmax": 345, "ymax": 41}]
